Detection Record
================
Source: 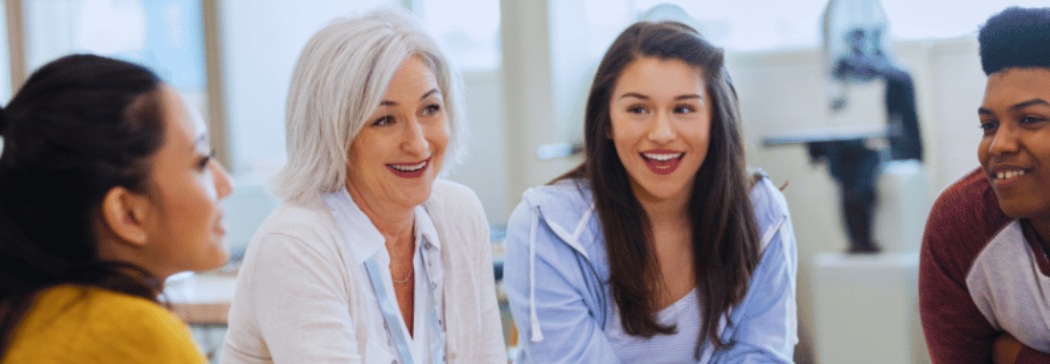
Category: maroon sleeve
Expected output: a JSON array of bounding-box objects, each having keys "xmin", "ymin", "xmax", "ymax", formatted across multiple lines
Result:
[
  {"xmin": 920, "ymin": 167, "xmax": 1013, "ymax": 363},
  {"xmin": 1017, "ymin": 346, "xmax": 1050, "ymax": 364}
]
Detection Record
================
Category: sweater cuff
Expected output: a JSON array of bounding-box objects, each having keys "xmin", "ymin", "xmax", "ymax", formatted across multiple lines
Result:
[{"xmin": 1015, "ymin": 345, "xmax": 1050, "ymax": 364}]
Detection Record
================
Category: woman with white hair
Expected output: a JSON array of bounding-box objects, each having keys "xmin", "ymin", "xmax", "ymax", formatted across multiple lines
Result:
[{"xmin": 221, "ymin": 9, "xmax": 506, "ymax": 364}]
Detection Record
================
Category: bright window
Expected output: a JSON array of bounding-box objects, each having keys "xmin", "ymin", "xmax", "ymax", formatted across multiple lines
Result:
[
  {"xmin": 630, "ymin": 0, "xmax": 1050, "ymax": 52},
  {"xmin": 23, "ymin": 0, "xmax": 206, "ymax": 108},
  {"xmin": 417, "ymin": 0, "xmax": 501, "ymax": 71}
]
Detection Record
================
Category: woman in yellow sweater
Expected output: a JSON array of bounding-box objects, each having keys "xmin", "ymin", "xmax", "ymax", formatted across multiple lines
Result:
[{"xmin": 0, "ymin": 55, "xmax": 233, "ymax": 363}]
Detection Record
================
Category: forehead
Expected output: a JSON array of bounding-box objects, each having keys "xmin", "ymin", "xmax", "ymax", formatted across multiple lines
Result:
[
  {"xmin": 383, "ymin": 56, "xmax": 439, "ymax": 99},
  {"xmin": 158, "ymin": 86, "xmax": 206, "ymax": 148},
  {"xmin": 983, "ymin": 68, "xmax": 1050, "ymax": 108},
  {"xmin": 614, "ymin": 57, "xmax": 706, "ymax": 95}
]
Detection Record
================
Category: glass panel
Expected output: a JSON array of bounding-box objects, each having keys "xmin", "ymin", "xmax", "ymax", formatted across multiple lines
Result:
[
  {"xmin": 418, "ymin": 0, "xmax": 500, "ymax": 71},
  {"xmin": 630, "ymin": 0, "xmax": 1050, "ymax": 52},
  {"xmin": 23, "ymin": 0, "xmax": 207, "ymax": 111}
]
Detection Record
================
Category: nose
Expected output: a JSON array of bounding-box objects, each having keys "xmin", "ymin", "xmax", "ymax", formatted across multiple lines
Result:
[
  {"xmin": 647, "ymin": 111, "xmax": 676, "ymax": 144},
  {"xmin": 987, "ymin": 122, "xmax": 1021, "ymax": 157},
  {"xmin": 401, "ymin": 116, "xmax": 430, "ymax": 157},
  {"xmin": 210, "ymin": 160, "xmax": 234, "ymax": 199}
]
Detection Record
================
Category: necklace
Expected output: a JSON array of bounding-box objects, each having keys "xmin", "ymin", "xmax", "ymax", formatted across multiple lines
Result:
[{"xmin": 392, "ymin": 265, "xmax": 414, "ymax": 284}]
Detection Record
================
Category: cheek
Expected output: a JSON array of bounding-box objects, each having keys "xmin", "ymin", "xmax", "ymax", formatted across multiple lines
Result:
[
  {"xmin": 977, "ymin": 138, "xmax": 991, "ymax": 164},
  {"xmin": 348, "ymin": 136, "xmax": 382, "ymax": 173},
  {"xmin": 430, "ymin": 122, "xmax": 451, "ymax": 151}
]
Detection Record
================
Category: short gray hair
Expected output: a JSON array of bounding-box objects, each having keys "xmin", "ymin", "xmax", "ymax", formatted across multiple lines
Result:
[{"xmin": 272, "ymin": 8, "xmax": 467, "ymax": 203}]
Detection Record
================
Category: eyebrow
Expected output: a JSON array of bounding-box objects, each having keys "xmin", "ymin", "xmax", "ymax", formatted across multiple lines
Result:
[
  {"xmin": 379, "ymin": 89, "xmax": 441, "ymax": 106},
  {"xmin": 1011, "ymin": 98, "xmax": 1050, "ymax": 110},
  {"xmin": 979, "ymin": 98, "xmax": 1050, "ymax": 115},
  {"xmin": 619, "ymin": 92, "xmax": 702, "ymax": 100},
  {"xmin": 191, "ymin": 133, "xmax": 208, "ymax": 151}
]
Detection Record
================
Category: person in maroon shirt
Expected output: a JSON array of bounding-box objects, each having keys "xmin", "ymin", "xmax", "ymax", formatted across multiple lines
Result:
[{"xmin": 920, "ymin": 6, "xmax": 1050, "ymax": 364}]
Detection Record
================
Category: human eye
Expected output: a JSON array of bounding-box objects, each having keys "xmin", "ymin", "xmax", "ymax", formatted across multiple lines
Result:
[
  {"xmin": 979, "ymin": 120, "xmax": 998, "ymax": 135},
  {"xmin": 196, "ymin": 150, "xmax": 214, "ymax": 171},
  {"xmin": 626, "ymin": 105, "xmax": 649, "ymax": 115},
  {"xmin": 1020, "ymin": 115, "xmax": 1047, "ymax": 125},
  {"xmin": 372, "ymin": 115, "xmax": 395, "ymax": 126},
  {"xmin": 673, "ymin": 104, "xmax": 697, "ymax": 114},
  {"xmin": 422, "ymin": 103, "xmax": 442, "ymax": 116}
]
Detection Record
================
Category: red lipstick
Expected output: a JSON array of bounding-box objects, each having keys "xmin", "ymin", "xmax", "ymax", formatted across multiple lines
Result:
[
  {"xmin": 640, "ymin": 150, "xmax": 683, "ymax": 176},
  {"xmin": 386, "ymin": 158, "xmax": 429, "ymax": 178}
]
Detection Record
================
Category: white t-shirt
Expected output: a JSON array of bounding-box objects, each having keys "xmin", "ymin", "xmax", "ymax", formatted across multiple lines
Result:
[{"xmin": 605, "ymin": 288, "xmax": 710, "ymax": 363}]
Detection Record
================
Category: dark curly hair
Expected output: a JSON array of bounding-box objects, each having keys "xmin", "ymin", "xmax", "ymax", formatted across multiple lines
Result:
[{"xmin": 979, "ymin": 6, "xmax": 1050, "ymax": 75}]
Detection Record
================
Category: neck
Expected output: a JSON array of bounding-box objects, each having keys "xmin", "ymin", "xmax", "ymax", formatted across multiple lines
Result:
[
  {"xmin": 1029, "ymin": 217, "xmax": 1050, "ymax": 255},
  {"xmin": 345, "ymin": 181, "xmax": 416, "ymax": 247},
  {"xmin": 94, "ymin": 238, "xmax": 166, "ymax": 294},
  {"xmin": 93, "ymin": 220, "xmax": 166, "ymax": 280},
  {"xmin": 634, "ymin": 189, "xmax": 691, "ymax": 228}
]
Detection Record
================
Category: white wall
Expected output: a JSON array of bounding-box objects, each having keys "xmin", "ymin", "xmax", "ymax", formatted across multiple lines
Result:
[
  {"xmin": 728, "ymin": 35, "xmax": 985, "ymax": 363},
  {"xmin": 442, "ymin": 69, "xmax": 510, "ymax": 224}
]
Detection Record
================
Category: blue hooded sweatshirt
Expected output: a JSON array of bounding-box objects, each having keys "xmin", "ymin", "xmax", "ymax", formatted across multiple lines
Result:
[{"xmin": 504, "ymin": 177, "xmax": 798, "ymax": 363}]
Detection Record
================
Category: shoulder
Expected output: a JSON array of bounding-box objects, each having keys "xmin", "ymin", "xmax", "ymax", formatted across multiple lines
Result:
[
  {"xmin": 425, "ymin": 179, "xmax": 486, "ymax": 231},
  {"xmin": 749, "ymin": 176, "xmax": 793, "ymax": 251},
  {"xmin": 9, "ymin": 286, "xmax": 203, "ymax": 362},
  {"xmin": 252, "ymin": 194, "xmax": 340, "ymax": 249},
  {"xmin": 73, "ymin": 287, "xmax": 192, "ymax": 338},
  {"xmin": 749, "ymin": 176, "xmax": 790, "ymax": 224},
  {"xmin": 511, "ymin": 180, "xmax": 593, "ymax": 230},
  {"xmin": 27, "ymin": 285, "xmax": 171, "ymax": 322},
  {"xmin": 928, "ymin": 167, "xmax": 1004, "ymax": 228},
  {"xmin": 923, "ymin": 167, "xmax": 1011, "ymax": 271},
  {"xmin": 426, "ymin": 179, "xmax": 484, "ymax": 215},
  {"xmin": 262, "ymin": 194, "xmax": 334, "ymax": 233}
]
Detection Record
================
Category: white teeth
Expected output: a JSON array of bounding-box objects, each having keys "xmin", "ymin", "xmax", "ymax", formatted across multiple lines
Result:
[
  {"xmin": 391, "ymin": 160, "xmax": 427, "ymax": 172},
  {"xmin": 997, "ymin": 170, "xmax": 1026, "ymax": 180},
  {"xmin": 643, "ymin": 153, "xmax": 683, "ymax": 161}
]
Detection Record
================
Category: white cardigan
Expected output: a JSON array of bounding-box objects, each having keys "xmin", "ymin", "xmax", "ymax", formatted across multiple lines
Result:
[{"xmin": 221, "ymin": 180, "xmax": 506, "ymax": 364}]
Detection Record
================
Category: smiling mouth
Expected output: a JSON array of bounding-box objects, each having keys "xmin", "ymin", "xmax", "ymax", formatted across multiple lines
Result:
[
  {"xmin": 387, "ymin": 158, "xmax": 429, "ymax": 178},
  {"xmin": 994, "ymin": 169, "xmax": 1027, "ymax": 180},
  {"xmin": 641, "ymin": 152, "xmax": 683, "ymax": 175}
]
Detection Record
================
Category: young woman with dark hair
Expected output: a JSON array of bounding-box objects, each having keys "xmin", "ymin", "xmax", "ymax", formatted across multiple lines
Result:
[
  {"xmin": 0, "ymin": 54, "xmax": 233, "ymax": 363},
  {"xmin": 504, "ymin": 21, "xmax": 798, "ymax": 362}
]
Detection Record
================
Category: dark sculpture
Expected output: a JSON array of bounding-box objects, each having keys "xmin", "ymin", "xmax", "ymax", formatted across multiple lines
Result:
[{"xmin": 807, "ymin": 21, "xmax": 924, "ymax": 254}]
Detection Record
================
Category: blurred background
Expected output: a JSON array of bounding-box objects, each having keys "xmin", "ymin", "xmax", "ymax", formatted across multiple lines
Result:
[{"xmin": 6, "ymin": 0, "xmax": 1046, "ymax": 362}]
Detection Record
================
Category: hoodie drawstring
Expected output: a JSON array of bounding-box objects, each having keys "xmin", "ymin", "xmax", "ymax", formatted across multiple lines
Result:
[{"xmin": 529, "ymin": 208, "xmax": 545, "ymax": 342}]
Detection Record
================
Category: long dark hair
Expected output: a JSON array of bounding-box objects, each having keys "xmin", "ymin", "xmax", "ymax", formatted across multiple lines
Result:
[
  {"xmin": 556, "ymin": 21, "xmax": 761, "ymax": 357},
  {"xmin": 0, "ymin": 54, "xmax": 166, "ymax": 355}
]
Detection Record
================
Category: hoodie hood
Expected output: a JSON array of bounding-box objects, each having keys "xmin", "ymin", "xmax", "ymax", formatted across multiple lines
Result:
[
  {"xmin": 520, "ymin": 180, "xmax": 599, "ymax": 261},
  {"xmin": 515, "ymin": 176, "xmax": 791, "ymax": 346}
]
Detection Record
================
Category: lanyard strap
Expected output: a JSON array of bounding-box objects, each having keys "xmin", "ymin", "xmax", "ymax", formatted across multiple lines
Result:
[{"xmin": 364, "ymin": 239, "xmax": 445, "ymax": 364}]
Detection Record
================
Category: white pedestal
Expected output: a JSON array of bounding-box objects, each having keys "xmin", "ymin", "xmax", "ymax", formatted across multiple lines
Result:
[
  {"xmin": 812, "ymin": 252, "xmax": 924, "ymax": 364},
  {"xmin": 874, "ymin": 160, "xmax": 929, "ymax": 252}
]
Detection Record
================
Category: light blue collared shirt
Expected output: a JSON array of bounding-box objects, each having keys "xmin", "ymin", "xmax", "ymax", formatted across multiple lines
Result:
[{"xmin": 323, "ymin": 186, "xmax": 445, "ymax": 364}]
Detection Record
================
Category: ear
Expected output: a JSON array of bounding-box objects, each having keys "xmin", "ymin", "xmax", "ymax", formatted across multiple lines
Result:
[{"xmin": 99, "ymin": 187, "xmax": 152, "ymax": 247}]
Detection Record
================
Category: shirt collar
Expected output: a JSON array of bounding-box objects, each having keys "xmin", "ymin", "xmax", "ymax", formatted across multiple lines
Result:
[
  {"xmin": 323, "ymin": 186, "xmax": 442, "ymax": 266},
  {"xmin": 322, "ymin": 186, "xmax": 385, "ymax": 266},
  {"xmin": 413, "ymin": 204, "xmax": 441, "ymax": 252}
]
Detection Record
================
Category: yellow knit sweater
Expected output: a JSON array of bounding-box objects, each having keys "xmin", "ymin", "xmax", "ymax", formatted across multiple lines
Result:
[{"xmin": 2, "ymin": 285, "xmax": 205, "ymax": 364}]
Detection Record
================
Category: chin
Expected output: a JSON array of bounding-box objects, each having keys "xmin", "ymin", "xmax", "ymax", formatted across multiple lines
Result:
[
  {"xmin": 998, "ymin": 199, "xmax": 1038, "ymax": 220},
  {"xmin": 200, "ymin": 241, "xmax": 231, "ymax": 271}
]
